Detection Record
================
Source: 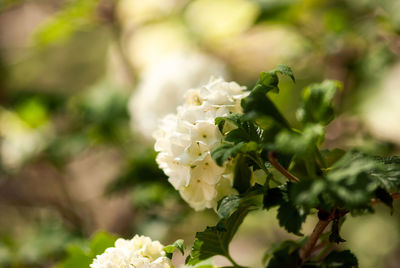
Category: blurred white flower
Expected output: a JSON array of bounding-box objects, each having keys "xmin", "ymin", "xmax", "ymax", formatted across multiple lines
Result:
[
  {"xmin": 91, "ymin": 235, "xmax": 173, "ymax": 268},
  {"xmin": 126, "ymin": 20, "xmax": 194, "ymax": 72},
  {"xmin": 129, "ymin": 52, "xmax": 228, "ymax": 137},
  {"xmin": 154, "ymin": 77, "xmax": 248, "ymax": 210},
  {"xmin": 363, "ymin": 62, "xmax": 400, "ymax": 144},
  {"xmin": 184, "ymin": 0, "xmax": 259, "ymax": 43},
  {"xmin": 0, "ymin": 108, "xmax": 52, "ymax": 170}
]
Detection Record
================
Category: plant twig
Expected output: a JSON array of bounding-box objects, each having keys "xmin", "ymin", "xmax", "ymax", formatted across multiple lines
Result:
[
  {"xmin": 300, "ymin": 193, "xmax": 400, "ymax": 265},
  {"xmin": 299, "ymin": 218, "xmax": 332, "ymax": 263},
  {"xmin": 267, "ymin": 151, "xmax": 300, "ymax": 182}
]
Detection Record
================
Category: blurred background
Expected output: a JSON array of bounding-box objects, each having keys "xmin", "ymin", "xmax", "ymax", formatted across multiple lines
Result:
[{"xmin": 0, "ymin": 0, "xmax": 400, "ymax": 267}]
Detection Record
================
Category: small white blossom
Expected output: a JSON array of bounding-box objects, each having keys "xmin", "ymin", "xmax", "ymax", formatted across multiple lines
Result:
[
  {"xmin": 154, "ymin": 78, "xmax": 249, "ymax": 210},
  {"xmin": 129, "ymin": 52, "xmax": 228, "ymax": 137},
  {"xmin": 90, "ymin": 235, "xmax": 173, "ymax": 268}
]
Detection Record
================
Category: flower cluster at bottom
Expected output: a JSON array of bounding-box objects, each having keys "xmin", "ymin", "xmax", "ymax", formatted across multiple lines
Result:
[
  {"xmin": 153, "ymin": 77, "xmax": 249, "ymax": 210},
  {"xmin": 90, "ymin": 235, "xmax": 173, "ymax": 268}
]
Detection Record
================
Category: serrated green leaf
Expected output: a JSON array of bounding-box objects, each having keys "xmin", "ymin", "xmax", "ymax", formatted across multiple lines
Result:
[
  {"xmin": 186, "ymin": 208, "xmax": 249, "ymax": 265},
  {"xmin": 218, "ymin": 184, "xmax": 265, "ymax": 219},
  {"xmin": 211, "ymin": 141, "xmax": 259, "ymax": 167},
  {"xmin": 164, "ymin": 239, "xmax": 185, "ymax": 259},
  {"xmin": 297, "ymin": 80, "xmax": 341, "ymax": 126},
  {"xmin": 277, "ymin": 202, "xmax": 306, "ymax": 235},
  {"xmin": 274, "ymin": 124, "xmax": 325, "ymax": 157},
  {"xmin": 217, "ymin": 114, "xmax": 262, "ymax": 144},
  {"xmin": 369, "ymin": 156, "xmax": 400, "ymax": 191},
  {"xmin": 263, "ymin": 187, "xmax": 284, "ymax": 210},
  {"xmin": 289, "ymin": 180, "xmax": 326, "ymax": 211}
]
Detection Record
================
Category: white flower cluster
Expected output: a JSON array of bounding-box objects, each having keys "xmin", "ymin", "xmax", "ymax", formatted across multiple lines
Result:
[
  {"xmin": 154, "ymin": 78, "xmax": 249, "ymax": 210},
  {"xmin": 90, "ymin": 235, "xmax": 172, "ymax": 268},
  {"xmin": 129, "ymin": 52, "xmax": 228, "ymax": 137}
]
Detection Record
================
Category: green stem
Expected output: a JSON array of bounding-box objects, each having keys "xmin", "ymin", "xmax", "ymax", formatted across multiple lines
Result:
[{"xmin": 226, "ymin": 254, "xmax": 245, "ymax": 268}]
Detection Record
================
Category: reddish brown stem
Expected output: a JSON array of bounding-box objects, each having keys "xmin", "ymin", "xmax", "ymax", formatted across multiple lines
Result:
[
  {"xmin": 299, "ymin": 218, "xmax": 331, "ymax": 262},
  {"xmin": 300, "ymin": 193, "xmax": 400, "ymax": 265},
  {"xmin": 268, "ymin": 151, "xmax": 300, "ymax": 182}
]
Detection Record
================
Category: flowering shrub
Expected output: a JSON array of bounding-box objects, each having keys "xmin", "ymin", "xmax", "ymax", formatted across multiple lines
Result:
[{"xmin": 94, "ymin": 65, "xmax": 400, "ymax": 268}]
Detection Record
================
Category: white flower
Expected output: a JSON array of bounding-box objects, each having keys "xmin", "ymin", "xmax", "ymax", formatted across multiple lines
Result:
[
  {"xmin": 90, "ymin": 235, "xmax": 173, "ymax": 268},
  {"xmin": 363, "ymin": 62, "xmax": 400, "ymax": 144},
  {"xmin": 129, "ymin": 52, "xmax": 228, "ymax": 137},
  {"xmin": 154, "ymin": 77, "xmax": 249, "ymax": 210}
]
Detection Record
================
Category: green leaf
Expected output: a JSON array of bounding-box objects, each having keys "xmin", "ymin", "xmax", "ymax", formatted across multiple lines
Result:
[
  {"xmin": 256, "ymin": 65, "xmax": 295, "ymax": 95},
  {"xmin": 242, "ymin": 87, "xmax": 290, "ymax": 129},
  {"xmin": 218, "ymin": 195, "xmax": 242, "ymax": 219},
  {"xmin": 277, "ymin": 202, "xmax": 306, "ymax": 235},
  {"xmin": 288, "ymin": 151, "xmax": 399, "ymax": 213},
  {"xmin": 271, "ymin": 64, "xmax": 296, "ymax": 82},
  {"xmin": 57, "ymin": 231, "xmax": 117, "ymax": 268},
  {"xmin": 164, "ymin": 239, "xmax": 185, "ymax": 259},
  {"xmin": 329, "ymin": 219, "xmax": 346, "ymax": 244},
  {"xmin": 325, "ymin": 152, "xmax": 379, "ymax": 209},
  {"xmin": 233, "ymin": 156, "xmax": 252, "ymax": 194},
  {"xmin": 186, "ymin": 208, "xmax": 250, "ymax": 265},
  {"xmin": 241, "ymin": 67, "xmax": 294, "ymax": 128},
  {"xmin": 265, "ymin": 240, "xmax": 301, "ymax": 268},
  {"xmin": 218, "ymin": 184, "xmax": 265, "ymax": 219},
  {"xmin": 263, "ymin": 188, "xmax": 284, "ymax": 210},
  {"xmin": 274, "ymin": 124, "xmax": 325, "ymax": 157},
  {"xmin": 297, "ymin": 80, "xmax": 342, "ymax": 126},
  {"xmin": 215, "ymin": 114, "xmax": 243, "ymax": 132},
  {"xmin": 289, "ymin": 180, "xmax": 326, "ymax": 211},
  {"xmin": 374, "ymin": 187, "xmax": 393, "ymax": 211},
  {"xmin": 211, "ymin": 142, "xmax": 246, "ymax": 166},
  {"xmin": 211, "ymin": 141, "xmax": 258, "ymax": 167},
  {"xmin": 369, "ymin": 156, "xmax": 400, "ymax": 191},
  {"xmin": 89, "ymin": 231, "xmax": 117, "ymax": 256},
  {"xmin": 57, "ymin": 246, "xmax": 91, "ymax": 268},
  {"xmin": 322, "ymin": 250, "xmax": 358, "ymax": 268},
  {"xmin": 264, "ymin": 183, "xmax": 308, "ymax": 235},
  {"xmin": 216, "ymin": 114, "xmax": 262, "ymax": 143}
]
